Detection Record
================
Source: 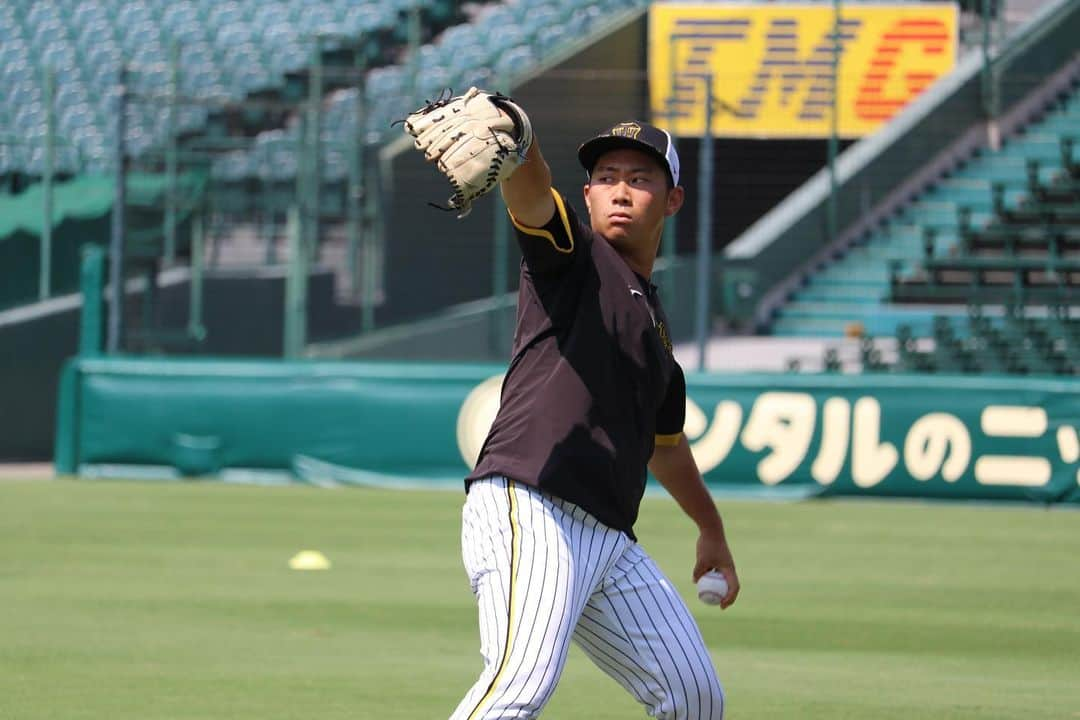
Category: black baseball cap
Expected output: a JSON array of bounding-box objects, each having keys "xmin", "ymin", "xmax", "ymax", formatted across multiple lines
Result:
[{"xmin": 578, "ymin": 120, "xmax": 681, "ymax": 187}]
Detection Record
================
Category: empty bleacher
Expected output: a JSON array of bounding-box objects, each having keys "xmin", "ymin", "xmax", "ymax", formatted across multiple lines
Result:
[
  {"xmin": 891, "ymin": 134, "xmax": 1079, "ymax": 307},
  {"xmin": 1, "ymin": 0, "xmax": 646, "ymax": 185},
  {"xmin": 3, "ymin": 0, "xmax": 651, "ymax": 306},
  {"xmin": 880, "ymin": 124, "xmax": 1079, "ymax": 376},
  {"xmin": 886, "ymin": 308, "xmax": 1080, "ymax": 375},
  {"xmin": 0, "ymin": 0, "xmax": 467, "ymax": 181},
  {"xmin": 773, "ymin": 72, "xmax": 1079, "ymax": 375},
  {"xmin": 774, "ymin": 87, "xmax": 1079, "ymax": 340},
  {"xmin": 207, "ymin": 0, "xmax": 649, "ymax": 192}
]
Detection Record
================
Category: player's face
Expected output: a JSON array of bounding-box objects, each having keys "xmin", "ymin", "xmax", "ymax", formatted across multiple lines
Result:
[{"xmin": 583, "ymin": 149, "xmax": 683, "ymax": 257}]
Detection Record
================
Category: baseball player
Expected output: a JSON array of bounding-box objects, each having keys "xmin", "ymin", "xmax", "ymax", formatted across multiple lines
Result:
[{"xmin": 402, "ymin": 89, "xmax": 739, "ymax": 719}]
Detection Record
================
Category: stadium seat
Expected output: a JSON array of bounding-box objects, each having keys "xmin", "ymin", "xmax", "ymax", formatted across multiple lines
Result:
[
  {"xmin": 0, "ymin": 145, "xmax": 25, "ymax": 178},
  {"xmin": 0, "ymin": 0, "xmax": 426, "ymax": 179},
  {"xmin": 493, "ymin": 45, "xmax": 537, "ymax": 83},
  {"xmin": 212, "ymin": 151, "xmax": 253, "ymax": 182},
  {"xmin": 774, "ymin": 82, "xmax": 1080, "ymax": 344},
  {"xmin": 535, "ymin": 24, "xmax": 573, "ymax": 57},
  {"xmin": 253, "ymin": 130, "xmax": 298, "ymax": 183},
  {"xmin": 1, "ymin": 0, "xmax": 642, "ymax": 184},
  {"xmin": 1, "ymin": 0, "xmax": 661, "ymax": 320}
]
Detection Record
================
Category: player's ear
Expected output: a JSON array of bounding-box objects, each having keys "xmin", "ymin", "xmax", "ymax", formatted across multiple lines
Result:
[
  {"xmin": 665, "ymin": 185, "xmax": 684, "ymax": 217},
  {"xmin": 583, "ymin": 183, "xmax": 591, "ymax": 212}
]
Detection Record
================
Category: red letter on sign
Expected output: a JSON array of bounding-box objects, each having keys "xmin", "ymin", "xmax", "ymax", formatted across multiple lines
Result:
[{"xmin": 854, "ymin": 19, "xmax": 949, "ymax": 121}]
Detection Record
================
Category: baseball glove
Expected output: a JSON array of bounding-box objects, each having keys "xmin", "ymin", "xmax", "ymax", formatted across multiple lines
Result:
[{"xmin": 401, "ymin": 87, "xmax": 533, "ymax": 218}]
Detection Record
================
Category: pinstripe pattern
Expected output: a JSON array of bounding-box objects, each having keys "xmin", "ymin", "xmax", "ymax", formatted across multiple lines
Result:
[
  {"xmin": 451, "ymin": 477, "xmax": 724, "ymax": 720},
  {"xmin": 464, "ymin": 480, "xmax": 521, "ymax": 720}
]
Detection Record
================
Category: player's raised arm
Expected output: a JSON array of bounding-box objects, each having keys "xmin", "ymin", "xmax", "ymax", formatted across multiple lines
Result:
[
  {"xmin": 400, "ymin": 87, "xmax": 577, "ymax": 275},
  {"xmin": 501, "ymin": 139, "xmax": 556, "ymax": 229}
]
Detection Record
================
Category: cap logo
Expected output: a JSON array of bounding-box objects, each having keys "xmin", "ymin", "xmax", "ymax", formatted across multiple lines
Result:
[{"xmin": 609, "ymin": 122, "xmax": 642, "ymax": 140}]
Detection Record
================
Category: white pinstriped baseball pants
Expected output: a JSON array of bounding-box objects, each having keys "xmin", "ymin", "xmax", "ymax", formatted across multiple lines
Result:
[{"xmin": 450, "ymin": 477, "xmax": 724, "ymax": 720}]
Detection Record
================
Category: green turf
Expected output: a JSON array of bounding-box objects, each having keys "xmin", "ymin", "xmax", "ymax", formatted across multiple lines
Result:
[{"xmin": 1, "ymin": 479, "xmax": 1078, "ymax": 719}]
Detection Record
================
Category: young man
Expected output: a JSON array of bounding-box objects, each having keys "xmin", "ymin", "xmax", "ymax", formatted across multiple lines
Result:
[{"xmin": 446, "ymin": 116, "xmax": 740, "ymax": 720}]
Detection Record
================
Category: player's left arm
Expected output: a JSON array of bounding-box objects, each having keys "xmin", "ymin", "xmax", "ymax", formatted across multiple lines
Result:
[{"xmin": 649, "ymin": 363, "xmax": 740, "ymax": 609}]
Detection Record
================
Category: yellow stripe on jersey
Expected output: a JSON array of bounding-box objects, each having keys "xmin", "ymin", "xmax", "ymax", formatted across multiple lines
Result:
[
  {"xmin": 507, "ymin": 187, "xmax": 575, "ymax": 254},
  {"xmin": 655, "ymin": 432, "xmax": 683, "ymax": 447},
  {"xmin": 466, "ymin": 479, "xmax": 521, "ymax": 720}
]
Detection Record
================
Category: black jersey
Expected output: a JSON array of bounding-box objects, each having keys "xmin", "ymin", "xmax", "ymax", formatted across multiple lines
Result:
[{"xmin": 466, "ymin": 188, "xmax": 686, "ymax": 539}]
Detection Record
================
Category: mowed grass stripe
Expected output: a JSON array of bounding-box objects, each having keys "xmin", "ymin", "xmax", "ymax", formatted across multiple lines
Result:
[{"xmin": 1, "ymin": 480, "xmax": 1077, "ymax": 719}]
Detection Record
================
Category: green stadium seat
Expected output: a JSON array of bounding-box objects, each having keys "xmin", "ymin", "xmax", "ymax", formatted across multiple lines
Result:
[
  {"xmin": 416, "ymin": 67, "xmax": 454, "ymax": 105},
  {"xmin": 775, "ymin": 73, "xmax": 1080, "ymax": 356},
  {"xmin": 536, "ymin": 24, "xmax": 573, "ymax": 56},
  {"xmin": 0, "ymin": 145, "xmax": 25, "ymax": 177},
  {"xmin": 519, "ymin": 5, "xmax": 564, "ymax": 31},
  {"xmin": 4, "ymin": 0, "xmax": 642, "ymax": 186},
  {"xmin": 494, "ymin": 45, "xmax": 537, "ymax": 83},
  {"xmin": 212, "ymin": 151, "xmax": 253, "ymax": 182},
  {"xmin": 1, "ymin": 0, "xmax": 419, "ymax": 180}
]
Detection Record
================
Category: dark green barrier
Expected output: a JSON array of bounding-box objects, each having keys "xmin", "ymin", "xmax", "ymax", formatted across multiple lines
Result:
[
  {"xmin": 55, "ymin": 358, "xmax": 486, "ymax": 484},
  {"xmin": 55, "ymin": 358, "xmax": 1080, "ymax": 504}
]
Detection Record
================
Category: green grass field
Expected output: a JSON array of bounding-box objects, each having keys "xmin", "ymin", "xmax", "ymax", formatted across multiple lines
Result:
[{"xmin": 2, "ymin": 479, "xmax": 1078, "ymax": 719}]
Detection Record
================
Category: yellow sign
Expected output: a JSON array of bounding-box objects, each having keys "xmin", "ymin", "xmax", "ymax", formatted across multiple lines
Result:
[{"xmin": 649, "ymin": 3, "xmax": 957, "ymax": 138}]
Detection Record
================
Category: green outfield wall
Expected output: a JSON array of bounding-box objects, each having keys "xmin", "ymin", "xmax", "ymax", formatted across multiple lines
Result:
[{"xmin": 54, "ymin": 358, "xmax": 1080, "ymax": 504}]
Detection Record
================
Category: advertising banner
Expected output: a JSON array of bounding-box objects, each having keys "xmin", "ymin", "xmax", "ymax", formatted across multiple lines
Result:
[
  {"xmin": 649, "ymin": 3, "xmax": 958, "ymax": 138},
  {"xmin": 678, "ymin": 373, "xmax": 1080, "ymax": 502},
  {"xmin": 57, "ymin": 359, "xmax": 1079, "ymax": 504}
]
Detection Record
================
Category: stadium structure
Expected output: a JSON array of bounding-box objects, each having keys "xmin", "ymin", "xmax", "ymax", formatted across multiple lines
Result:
[{"xmin": 1, "ymin": 0, "xmax": 1077, "ymax": 507}]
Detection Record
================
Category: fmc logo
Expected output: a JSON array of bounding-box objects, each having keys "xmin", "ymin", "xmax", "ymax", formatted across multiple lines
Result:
[{"xmin": 649, "ymin": 3, "xmax": 957, "ymax": 139}]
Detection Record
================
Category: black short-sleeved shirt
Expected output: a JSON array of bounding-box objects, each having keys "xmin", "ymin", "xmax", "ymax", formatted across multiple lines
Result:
[{"xmin": 466, "ymin": 188, "xmax": 686, "ymax": 538}]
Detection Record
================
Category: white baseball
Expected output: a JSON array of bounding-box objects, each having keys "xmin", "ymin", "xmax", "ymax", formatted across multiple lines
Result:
[{"xmin": 696, "ymin": 570, "xmax": 729, "ymax": 606}]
